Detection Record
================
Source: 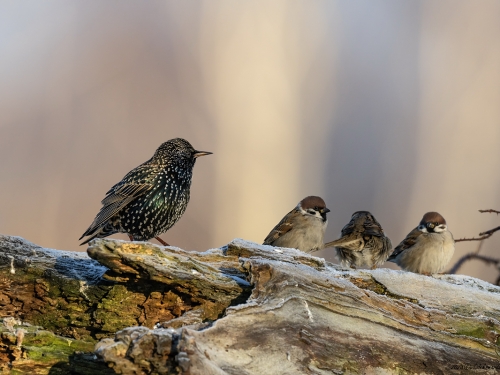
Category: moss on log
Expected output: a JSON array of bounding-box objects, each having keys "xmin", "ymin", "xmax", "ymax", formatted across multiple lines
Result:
[{"xmin": 1, "ymin": 234, "xmax": 500, "ymax": 374}]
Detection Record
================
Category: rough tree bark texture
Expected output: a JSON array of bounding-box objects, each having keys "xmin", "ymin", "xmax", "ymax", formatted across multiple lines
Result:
[{"xmin": 1, "ymin": 234, "xmax": 500, "ymax": 374}]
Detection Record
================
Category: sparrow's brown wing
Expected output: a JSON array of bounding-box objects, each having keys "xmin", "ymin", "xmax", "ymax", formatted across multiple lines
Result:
[
  {"xmin": 388, "ymin": 226, "xmax": 422, "ymax": 260},
  {"xmin": 324, "ymin": 213, "xmax": 366, "ymax": 250},
  {"xmin": 263, "ymin": 208, "xmax": 296, "ymax": 245},
  {"xmin": 362, "ymin": 213, "xmax": 385, "ymax": 237}
]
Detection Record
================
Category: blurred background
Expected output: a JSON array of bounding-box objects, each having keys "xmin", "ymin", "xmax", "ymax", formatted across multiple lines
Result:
[{"xmin": 1, "ymin": 1, "xmax": 499, "ymax": 283}]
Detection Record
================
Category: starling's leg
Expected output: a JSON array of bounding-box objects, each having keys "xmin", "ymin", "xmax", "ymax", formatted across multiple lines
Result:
[
  {"xmin": 370, "ymin": 265, "xmax": 377, "ymax": 270},
  {"xmin": 127, "ymin": 234, "xmax": 134, "ymax": 242},
  {"xmin": 155, "ymin": 237, "xmax": 170, "ymax": 246}
]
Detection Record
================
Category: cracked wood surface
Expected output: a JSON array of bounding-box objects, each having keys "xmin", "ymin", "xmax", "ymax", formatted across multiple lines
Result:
[
  {"xmin": 95, "ymin": 239, "xmax": 500, "ymax": 375},
  {"xmin": 1, "ymin": 234, "xmax": 500, "ymax": 374}
]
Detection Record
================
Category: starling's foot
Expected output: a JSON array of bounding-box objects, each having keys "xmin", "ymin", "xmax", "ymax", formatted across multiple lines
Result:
[
  {"xmin": 155, "ymin": 237, "xmax": 170, "ymax": 246},
  {"xmin": 370, "ymin": 265, "xmax": 378, "ymax": 270},
  {"xmin": 127, "ymin": 235, "xmax": 134, "ymax": 241}
]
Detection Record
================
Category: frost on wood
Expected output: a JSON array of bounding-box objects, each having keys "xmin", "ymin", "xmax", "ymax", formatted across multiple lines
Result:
[
  {"xmin": 95, "ymin": 239, "xmax": 500, "ymax": 375},
  {"xmin": 1, "ymin": 234, "xmax": 500, "ymax": 374}
]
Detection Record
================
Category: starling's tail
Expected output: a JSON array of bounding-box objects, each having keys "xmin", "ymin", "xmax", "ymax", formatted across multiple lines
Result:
[
  {"xmin": 79, "ymin": 234, "xmax": 98, "ymax": 246},
  {"xmin": 79, "ymin": 223, "xmax": 117, "ymax": 246}
]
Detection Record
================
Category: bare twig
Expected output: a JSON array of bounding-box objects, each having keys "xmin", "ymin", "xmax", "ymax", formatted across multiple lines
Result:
[
  {"xmin": 453, "ymin": 209, "xmax": 500, "ymax": 242},
  {"xmin": 455, "ymin": 235, "xmax": 491, "ymax": 242},
  {"xmin": 449, "ymin": 209, "xmax": 500, "ymax": 284},
  {"xmin": 479, "ymin": 226, "xmax": 500, "ymax": 237},
  {"xmin": 478, "ymin": 209, "xmax": 500, "ymax": 214},
  {"xmin": 449, "ymin": 253, "xmax": 499, "ymax": 275},
  {"xmin": 449, "ymin": 240, "xmax": 484, "ymax": 274},
  {"xmin": 455, "ymin": 226, "xmax": 500, "ymax": 242},
  {"xmin": 455, "ymin": 236, "xmax": 485, "ymax": 243}
]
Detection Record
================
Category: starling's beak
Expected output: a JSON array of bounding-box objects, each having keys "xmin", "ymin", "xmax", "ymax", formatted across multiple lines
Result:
[
  {"xmin": 193, "ymin": 150, "xmax": 213, "ymax": 158},
  {"xmin": 322, "ymin": 208, "xmax": 331, "ymax": 214}
]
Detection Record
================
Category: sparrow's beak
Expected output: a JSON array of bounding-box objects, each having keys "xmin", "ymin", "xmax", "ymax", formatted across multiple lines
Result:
[
  {"xmin": 193, "ymin": 150, "xmax": 213, "ymax": 158},
  {"xmin": 322, "ymin": 208, "xmax": 331, "ymax": 214}
]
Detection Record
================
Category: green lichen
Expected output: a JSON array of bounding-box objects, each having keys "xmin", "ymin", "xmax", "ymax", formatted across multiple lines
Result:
[
  {"xmin": 455, "ymin": 326, "xmax": 486, "ymax": 340},
  {"xmin": 0, "ymin": 320, "xmax": 96, "ymax": 373}
]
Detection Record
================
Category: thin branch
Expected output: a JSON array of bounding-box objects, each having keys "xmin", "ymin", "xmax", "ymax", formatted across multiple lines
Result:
[
  {"xmin": 455, "ymin": 235, "xmax": 491, "ymax": 242},
  {"xmin": 449, "ymin": 209, "xmax": 500, "ymax": 281},
  {"xmin": 479, "ymin": 226, "xmax": 500, "ymax": 237},
  {"xmin": 448, "ymin": 253, "xmax": 499, "ymax": 275},
  {"xmin": 455, "ymin": 236, "xmax": 486, "ymax": 243},
  {"xmin": 455, "ymin": 226, "xmax": 500, "ymax": 242},
  {"xmin": 478, "ymin": 209, "xmax": 500, "ymax": 215}
]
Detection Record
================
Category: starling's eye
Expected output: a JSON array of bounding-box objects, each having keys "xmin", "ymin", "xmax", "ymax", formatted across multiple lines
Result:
[{"xmin": 314, "ymin": 206, "xmax": 319, "ymax": 211}]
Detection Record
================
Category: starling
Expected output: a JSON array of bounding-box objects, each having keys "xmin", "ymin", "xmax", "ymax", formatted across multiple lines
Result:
[{"xmin": 79, "ymin": 138, "xmax": 212, "ymax": 246}]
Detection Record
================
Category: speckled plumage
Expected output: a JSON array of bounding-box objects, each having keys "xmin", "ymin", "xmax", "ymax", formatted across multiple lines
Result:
[{"xmin": 80, "ymin": 138, "xmax": 211, "ymax": 245}]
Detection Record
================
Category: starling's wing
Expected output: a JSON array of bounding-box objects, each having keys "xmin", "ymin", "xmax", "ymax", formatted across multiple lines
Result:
[
  {"xmin": 387, "ymin": 227, "xmax": 421, "ymax": 261},
  {"xmin": 263, "ymin": 209, "xmax": 296, "ymax": 245},
  {"xmin": 80, "ymin": 164, "xmax": 158, "ymax": 239}
]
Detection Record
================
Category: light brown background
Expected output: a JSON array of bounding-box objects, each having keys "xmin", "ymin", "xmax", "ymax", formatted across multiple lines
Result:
[{"xmin": 1, "ymin": 1, "xmax": 499, "ymax": 283}]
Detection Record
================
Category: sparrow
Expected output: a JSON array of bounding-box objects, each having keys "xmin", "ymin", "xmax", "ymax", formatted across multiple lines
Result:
[
  {"xmin": 263, "ymin": 196, "xmax": 330, "ymax": 252},
  {"xmin": 323, "ymin": 211, "xmax": 392, "ymax": 269},
  {"xmin": 79, "ymin": 138, "xmax": 212, "ymax": 246},
  {"xmin": 388, "ymin": 212, "xmax": 455, "ymax": 275}
]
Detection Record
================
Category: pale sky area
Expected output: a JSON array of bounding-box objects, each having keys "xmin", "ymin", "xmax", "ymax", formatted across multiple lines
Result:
[{"xmin": 1, "ymin": 1, "xmax": 499, "ymax": 283}]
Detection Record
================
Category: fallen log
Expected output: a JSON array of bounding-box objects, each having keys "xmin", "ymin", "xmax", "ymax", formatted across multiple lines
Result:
[{"xmin": 1, "ymin": 234, "xmax": 500, "ymax": 374}]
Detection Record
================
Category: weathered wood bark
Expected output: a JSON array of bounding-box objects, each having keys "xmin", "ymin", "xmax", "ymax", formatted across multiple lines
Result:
[
  {"xmin": 0, "ymin": 234, "xmax": 250, "ymax": 373},
  {"xmin": 1, "ymin": 234, "xmax": 500, "ymax": 374}
]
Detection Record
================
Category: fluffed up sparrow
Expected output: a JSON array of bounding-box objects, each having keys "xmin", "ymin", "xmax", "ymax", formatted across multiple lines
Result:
[
  {"xmin": 388, "ymin": 212, "xmax": 455, "ymax": 275},
  {"xmin": 263, "ymin": 196, "xmax": 330, "ymax": 252},
  {"xmin": 323, "ymin": 211, "xmax": 392, "ymax": 269}
]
